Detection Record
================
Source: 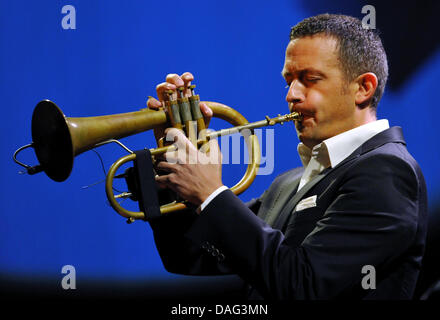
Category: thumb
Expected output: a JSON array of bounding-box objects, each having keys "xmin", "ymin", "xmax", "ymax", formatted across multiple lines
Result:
[{"xmin": 165, "ymin": 127, "xmax": 197, "ymax": 154}]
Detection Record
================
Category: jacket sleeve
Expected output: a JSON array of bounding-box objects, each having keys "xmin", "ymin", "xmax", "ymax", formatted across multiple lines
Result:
[
  {"xmin": 148, "ymin": 192, "xmax": 265, "ymax": 275},
  {"xmin": 184, "ymin": 154, "xmax": 421, "ymax": 299}
]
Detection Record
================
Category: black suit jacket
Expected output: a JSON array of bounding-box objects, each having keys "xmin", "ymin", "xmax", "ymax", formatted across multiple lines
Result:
[{"xmin": 149, "ymin": 126, "xmax": 428, "ymax": 299}]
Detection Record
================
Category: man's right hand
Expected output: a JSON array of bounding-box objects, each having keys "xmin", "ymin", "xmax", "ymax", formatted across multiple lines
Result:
[{"xmin": 146, "ymin": 72, "xmax": 213, "ymax": 142}]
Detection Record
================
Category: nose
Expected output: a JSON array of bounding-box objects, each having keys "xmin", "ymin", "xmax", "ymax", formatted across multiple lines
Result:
[{"xmin": 285, "ymin": 80, "xmax": 305, "ymax": 110}]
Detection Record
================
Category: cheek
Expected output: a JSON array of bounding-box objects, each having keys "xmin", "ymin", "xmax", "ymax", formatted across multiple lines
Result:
[
  {"xmin": 304, "ymin": 91, "xmax": 323, "ymax": 112},
  {"xmin": 309, "ymin": 88, "xmax": 349, "ymax": 121},
  {"xmin": 332, "ymin": 95, "xmax": 355, "ymax": 119},
  {"xmin": 307, "ymin": 88, "xmax": 323, "ymax": 101},
  {"xmin": 304, "ymin": 90, "xmax": 326, "ymax": 121}
]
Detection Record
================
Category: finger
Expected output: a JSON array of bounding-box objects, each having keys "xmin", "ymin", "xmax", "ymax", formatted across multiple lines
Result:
[
  {"xmin": 156, "ymin": 161, "xmax": 178, "ymax": 173},
  {"xmin": 166, "ymin": 73, "xmax": 184, "ymax": 88},
  {"xmin": 155, "ymin": 178, "xmax": 168, "ymax": 190},
  {"xmin": 208, "ymin": 137, "xmax": 223, "ymax": 163},
  {"xmin": 156, "ymin": 175, "xmax": 178, "ymax": 194},
  {"xmin": 156, "ymin": 82, "xmax": 177, "ymax": 101},
  {"xmin": 162, "ymin": 149, "xmax": 180, "ymax": 164},
  {"xmin": 164, "ymin": 128, "xmax": 199, "ymax": 164},
  {"xmin": 154, "ymin": 153, "xmax": 167, "ymax": 162},
  {"xmin": 165, "ymin": 74, "xmax": 185, "ymax": 100},
  {"xmin": 165, "ymin": 128, "xmax": 197, "ymax": 154},
  {"xmin": 147, "ymin": 96, "xmax": 162, "ymax": 110},
  {"xmin": 200, "ymin": 102, "xmax": 213, "ymax": 127},
  {"xmin": 155, "ymin": 174, "xmax": 171, "ymax": 186},
  {"xmin": 155, "ymin": 174, "xmax": 179, "ymax": 193},
  {"xmin": 181, "ymin": 72, "xmax": 194, "ymax": 96}
]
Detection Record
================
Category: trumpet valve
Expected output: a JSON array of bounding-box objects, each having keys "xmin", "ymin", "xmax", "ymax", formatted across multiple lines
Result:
[
  {"xmin": 265, "ymin": 115, "xmax": 275, "ymax": 126},
  {"xmin": 177, "ymin": 87, "xmax": 185, "ymax": 99},
  {"xmin": 165, "ymin": 90, "xmax": 174, "ymax": 99},
  {"xmin": 189, "ymin": 85, "xmax": 196, "ymax": 96},
  {"xmin": 277, "ymin": 114, "xmax": 284, "ymax": 125}
]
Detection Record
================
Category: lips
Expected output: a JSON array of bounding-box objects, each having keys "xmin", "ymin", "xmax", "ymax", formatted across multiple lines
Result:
[
  {"xmin": 290, "ymin": 107, "xmax": 313, "ymax": 118},
  {"xmin": 288, "ymin": 104, "xmax": 314, "ymax": 123},
  {"xmin": 298, "ymin": 113, "xmax": 314, "ymax": 123},
  {"xmin": 301, "ymin": 114, "xmax": 313, "ymax": 120},
  {"xmin": 295, "ymin": 113, "xmax": 314, "ymax": 131}
]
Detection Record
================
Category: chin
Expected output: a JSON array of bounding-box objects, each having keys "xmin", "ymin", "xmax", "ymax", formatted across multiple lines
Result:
[
  {"xmin": 296, "ymin": 128, "xmax": 321, "ymax": 148},
  {"xmin": 295, "ymin": 123, "xmax": 311, "ymax": 138},
  {"xmin": 296, "ymin": 131, "xmax": 309, "ymax": 146}
]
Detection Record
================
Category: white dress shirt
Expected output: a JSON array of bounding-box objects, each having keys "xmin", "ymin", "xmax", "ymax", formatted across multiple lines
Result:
[
  {"xmin": 297, "ymin": 119, "xmax": 390, "ymax": 190},
  {"xmin": 200, "ymin": 119, "xmax": 390, "ymax": 212}
]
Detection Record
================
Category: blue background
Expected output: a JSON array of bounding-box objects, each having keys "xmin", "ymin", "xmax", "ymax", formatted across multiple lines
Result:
[{"xmin": 1, "ymin": 0, "xmax": 439, "ymax": 295}]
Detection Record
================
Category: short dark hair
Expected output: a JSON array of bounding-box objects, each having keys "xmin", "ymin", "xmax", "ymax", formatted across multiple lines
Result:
[{"xmin": 290, "ymin": 14, "xmax": 388, "ymax": 110}]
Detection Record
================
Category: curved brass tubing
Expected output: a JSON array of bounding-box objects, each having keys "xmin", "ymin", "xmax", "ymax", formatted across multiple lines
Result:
[{"xmin": 105, "ymin": 101, "xmax": 261, "ymax": 221}]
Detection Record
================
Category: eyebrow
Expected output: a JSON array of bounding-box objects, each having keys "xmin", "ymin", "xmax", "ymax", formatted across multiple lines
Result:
[{"xmin": 281, "ymin": 68, "xmax": 327, "ymax": 79}]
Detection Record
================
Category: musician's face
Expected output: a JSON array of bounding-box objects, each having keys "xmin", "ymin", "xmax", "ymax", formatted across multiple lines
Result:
[{"xmin": 282, "ymin": 35, "xmax": 360, "ymax": 149}]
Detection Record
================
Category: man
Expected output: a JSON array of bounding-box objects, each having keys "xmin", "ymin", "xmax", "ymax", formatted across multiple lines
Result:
[{"xmin": 146, "ymin": 14, "xmax": 427, "ymax": 299}]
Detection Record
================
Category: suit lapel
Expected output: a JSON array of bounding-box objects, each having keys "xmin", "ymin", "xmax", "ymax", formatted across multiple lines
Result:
[
  {"xmin": 272, "ymin": 148, "xmax": 363, "ymax": 231},
  {"xmin": 272, "ymin": 168, "xmax": 330, "ymax": 231},
  {"xmin": 263, "ymin": 168, "xmax": 303, "ymax": 226},
  {"xmin": 359, "ymin": 126, "xmax": 405, "ymax": 154}
]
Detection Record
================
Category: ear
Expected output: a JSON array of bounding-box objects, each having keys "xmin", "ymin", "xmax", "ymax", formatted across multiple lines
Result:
[{"xmin": 354, "ymin": 72, "xmax": 378, "ymax": 108}]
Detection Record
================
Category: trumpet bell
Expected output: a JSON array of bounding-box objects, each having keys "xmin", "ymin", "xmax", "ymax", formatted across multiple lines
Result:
[
  {"xmin": 31, "ymin": 100, "xmax": 74, "ymax": 182},
  {"xmin": 29, "ymin": 99, "xmax": 169, "ymax": 182}
]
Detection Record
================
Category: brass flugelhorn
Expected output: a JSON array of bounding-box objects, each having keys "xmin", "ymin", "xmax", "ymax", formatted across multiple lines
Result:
[{"xmin": 14, "ymin": 91, "xmax": 302, "ymax": 222}]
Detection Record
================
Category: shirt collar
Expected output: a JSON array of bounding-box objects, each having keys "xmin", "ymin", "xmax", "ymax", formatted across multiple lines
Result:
[{"xmin": 297, "ymin": 119, "xmax": 390, "ymax": 168}]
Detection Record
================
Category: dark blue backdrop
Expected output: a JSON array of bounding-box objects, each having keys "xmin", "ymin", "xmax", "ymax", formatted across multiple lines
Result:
[{"xmin": 1, "ymin": 0, "xmax": 439, "ymax": 293}]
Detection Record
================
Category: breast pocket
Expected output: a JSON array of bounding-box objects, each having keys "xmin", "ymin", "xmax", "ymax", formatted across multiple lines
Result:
[
  {"xmin": 293, "ymin": 205, "xmax": 324, "ymax": 223},
  {"xmin": 284, "ymin": 206, "xmax": 325, "ymax": 248}
]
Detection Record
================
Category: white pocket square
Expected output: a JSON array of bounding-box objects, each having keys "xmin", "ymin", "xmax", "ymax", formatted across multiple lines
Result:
[{"xmin": 295, "ymin": 195, "xmax": 317, "ymax": 211}]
